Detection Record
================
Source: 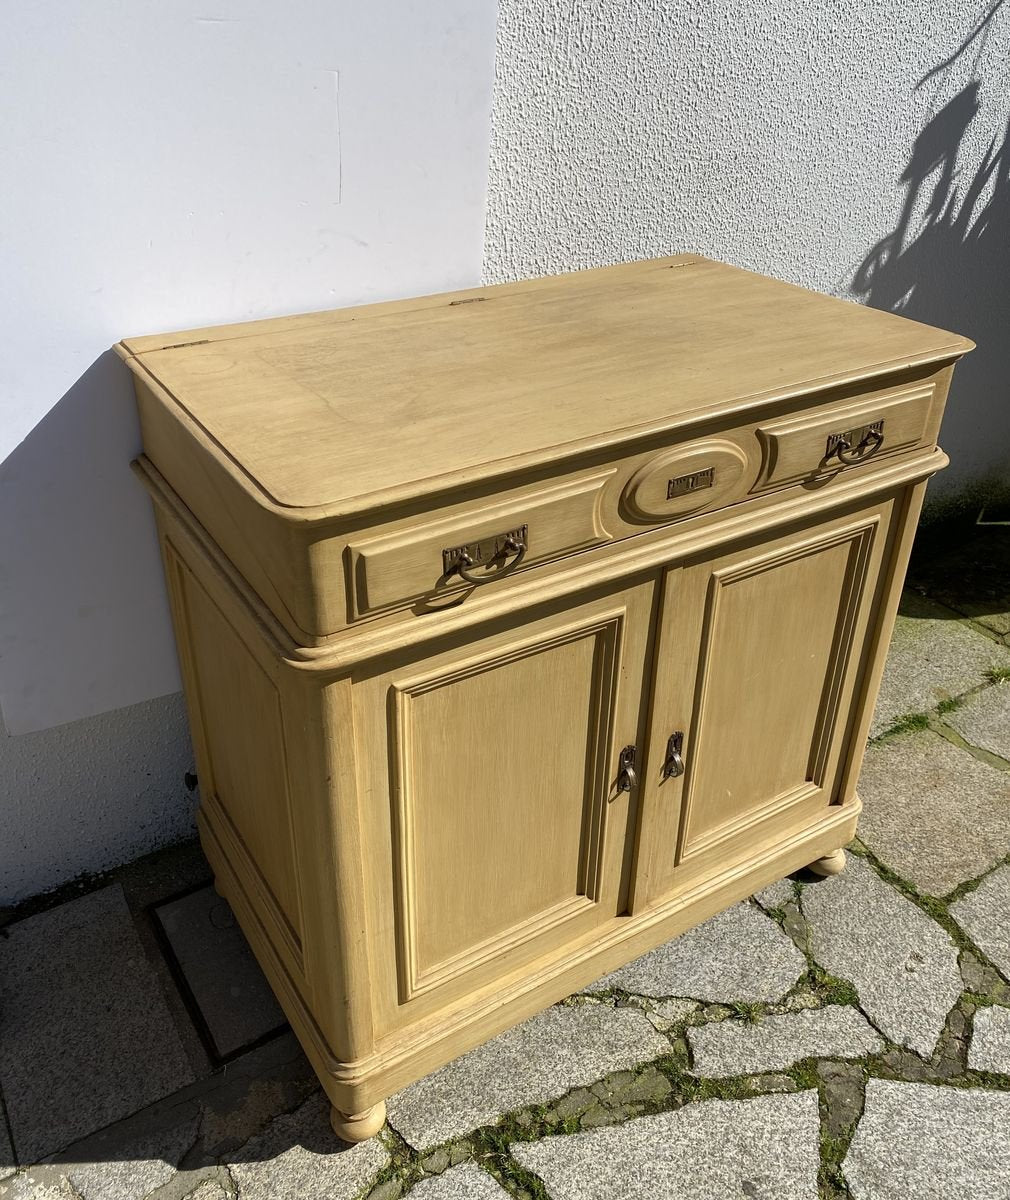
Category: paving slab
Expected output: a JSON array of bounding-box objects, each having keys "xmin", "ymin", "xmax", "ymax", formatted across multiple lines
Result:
[
  {"xmin": 0, "ymin": 1174, "xmax": 77, "ymax": 1200},
  {"xmin": 856, "ymin": 731, "xmax": 1010, "ymax": 895},
  {"xmin": 386, "ymin": 1002, "xmax": 668, "ymax": 1150},
  {"xmin": 687, "ymin": 1005, "xmax": 883, "ymax": 1078},
  {"xmin": 155, "ymin": 885, "xmax": 286, "ymax": 1058},
  {"xmin": 908, "ymin": 526, "xmax": 1010, "ymax": 640},
  {"xmin": 184, "ymin": 1184, "xmax": 229, "ymax": 1200},
  {"xmin": 409, "ymin": 1164, "xmax": 511, "ymax": 1199},
  {"xmin": 843, "ymin": 1078, "xmax": 1010, "ymax": 1199},
  {"xmin": 1, "ymin": 1121, "xmax": 13, "ymax": 1179},
  {"xmin": 587, "ymin": 903, "xmax": 806, "ymax": 1003},
  {"xmin": 513, "ymin": 1090, "xmax": 821, "ymax": 1199},
  {"xmin": 643, "ymin": 998, "xmax": 697, "ymax": 1032},
  {"xmin": 227, "ymin": 1093, "xmax": 388, "ymax": 1200},
  {"xmin": 948, "ymin": 682, "xmax": 1010, "ymax": 763},
  {"xmin": 968, "ymin": 1005, "xmax": 1010, "ymax": 1074},
  {"xmin": 0, "ymin": 886, "xmax": 195, "ymax": 1163},
  {"xmin": 870, "ymin": 592, "xmax": 1010, "ymax": 736},
  {"xmin": 752, "ymin": 877, "xmax": 795, "ymax": 910},
  {"xmin": 801, "ymin": 856, "xmax": 961, "ymax": 1056},
  {"xmin": 59, "ymin": 1114, "xmax": 198, "ymax": 1200},
  {"xmin": 951, "ymin": 864, "xmax": 1010, "ymax": 978}
]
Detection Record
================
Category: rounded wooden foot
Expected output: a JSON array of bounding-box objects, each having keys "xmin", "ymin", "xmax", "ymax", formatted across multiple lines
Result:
[
  {"xmin": 808, "ymin": 848, "xmax": 846, "ymax": 877},
  {"xmin": 212, "ymin": 877, "xmax": 227, "ymax": 897},
  {"xmin": 329, "ymin": 1100, "xmax": 386, "ymax": 1143}
]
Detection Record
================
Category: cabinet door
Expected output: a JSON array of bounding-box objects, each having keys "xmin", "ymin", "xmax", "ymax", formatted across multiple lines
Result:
[
  {"xmin": 354, "ymin": 580, "xmax": 655, "ymax": 1028},
  {"xmin": 635, "ymin": 498, "xmax": 897, "ymax": 906}
]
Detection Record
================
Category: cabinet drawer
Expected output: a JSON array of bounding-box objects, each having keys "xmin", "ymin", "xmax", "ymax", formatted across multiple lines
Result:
[
  {"xmin": 348, "ymin": 470, "xmax": 615, "ymax": 616},
  {"xmin": 753, "ymin": 381, "xmax": 936, "ymax": 491}
]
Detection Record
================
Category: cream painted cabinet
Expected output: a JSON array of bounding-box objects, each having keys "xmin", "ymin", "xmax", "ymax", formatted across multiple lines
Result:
[
  {"xmin": 119, "ymin": 254, "xmax": 971, "ymax": 1141},
  {"xmin": 351, "ymin": 580, "xmax": 655, "ymax": 1025},
  {"xmin": 635, "ymin": 497, "xmax": 899, "ymax": 908}
]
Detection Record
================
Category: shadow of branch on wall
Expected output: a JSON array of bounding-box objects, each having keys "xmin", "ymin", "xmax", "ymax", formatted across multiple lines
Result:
[{"xmin": 851, "ymin": 3, "xmax": 1010, "ymax": 518}]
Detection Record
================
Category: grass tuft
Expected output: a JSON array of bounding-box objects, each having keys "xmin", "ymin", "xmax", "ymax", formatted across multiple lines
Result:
[
  {"xmin": 985, "ymin": 665, "xmax": 1010, "ymax": 685},
  {"xmin": 879, "ymin": 711, "xmax": 930, "ymax": 738}
]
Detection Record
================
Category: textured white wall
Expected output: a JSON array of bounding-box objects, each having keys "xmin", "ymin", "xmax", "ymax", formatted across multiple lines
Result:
[
  {"xmin": 0, "ymin": 695, "xmax": 196, "ymax": 905},
  {"xmin": 485, "ymin": 0, "xmax": 1010, "ymax": 504},
  {"xmin": 0, "ymin": 0, "xmax": 497, "ymax": 737},
  {"xmin": 0, "ymin": 0, "xmax": 497, "ymax": 902}
]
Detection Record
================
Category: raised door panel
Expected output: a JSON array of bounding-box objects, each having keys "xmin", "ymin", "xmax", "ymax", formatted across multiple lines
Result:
[
  {"xmin": 635, "ymin": 498, "xmax": 896, "ymax": 906},
  {"xmin": 355, "ymin": 581, "xmax": 654, "ymax": 1029}
]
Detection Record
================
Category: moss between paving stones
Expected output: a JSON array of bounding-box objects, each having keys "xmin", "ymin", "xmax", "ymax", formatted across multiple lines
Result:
[{"xmin": 364, "ymin": 842, "xmax": 1010, "ymax": 1200}]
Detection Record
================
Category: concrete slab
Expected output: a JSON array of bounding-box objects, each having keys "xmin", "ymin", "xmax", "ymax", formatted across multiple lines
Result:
[
  {"xmin": 587, "ymin": 903, "xmax": 806, "ymax": 1003},
  {"xmin": 948, "ymin": 682, "xmax": 1010, "ymax": 763},
  {"xmin": 1, "ymin": 1119, "xmax": 13, "ymax": 1179},
  {"xmin": 752, "ymin": 878, "xmax": 795, "ymax": 911},
  {"xmin": 856, "ymin": 731, "xmax": 1010, "ymax": 896},
  {"xmin": 969, "ymin": 1005, "xmax": 1010, "ymax": 1074},
  {"xmin": 155, "ymin": 885, "xmax": 286, "ymax": 1058},
  {"xmin": 907, "ymin": 527, "xmax": 1010, "ymax": 640},
  {"xmin": 227, "ymin": 1094, "xmax": 388, "ymax": 1200},
  {"xmin": 0, "ymin": 886, "xmax": 194, "ymax": 1163},
  {"xmin": 61, "ymin": 1115, "xmax": 198, "ymax": 1200},
  {"xmin": 386, "ymin": 1002, "xmax": 668, "ymax": 1150},
  {"xmin": 870, "ymin": 592, "xmax": 1010, "ymax": 736},
  {"xmin": 513, "ymin": 1090, "xmax": 821, "ymax": 1199},
  {"xmin": 801, "ymin": 856, "xmax": 961, "ymax": 1056},
  {"xmin": 0, "ymin": 1174, "xmax": 77, "ymax": 1200},
  {"xmin": 687, "ymin": 1006, "xmax": 883, "ymax": 1078},
  {"xmin": 952, "ymin": 865, "xmax": 1010, "ymax": 979},
  {"xmin": 844, "ymin": 1078, "xmax": 1010, "ymax": 1199},
  {"xmin": 410, "ymin": 1164, "xmax": 510, "ymax": 1198}
]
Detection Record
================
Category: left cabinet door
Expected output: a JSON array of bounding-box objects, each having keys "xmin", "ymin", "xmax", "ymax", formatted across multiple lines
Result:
[{"xmin": 353, "ymin": 579, "xmax": 656, "ymax": 1028}]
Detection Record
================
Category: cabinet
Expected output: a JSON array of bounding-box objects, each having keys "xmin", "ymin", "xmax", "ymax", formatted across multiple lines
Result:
[{"xmin": 118, "ymin": 254, "xmax": 971, "ymax": 1141}]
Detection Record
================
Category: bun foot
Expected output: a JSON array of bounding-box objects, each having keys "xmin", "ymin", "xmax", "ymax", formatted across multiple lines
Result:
[
  {"xmin": 808, "ymin": 848, "xmax": 846, "ymax": 877},
  {"xmin": 330, "ymin": 1100, "xmax": 386, "ymax": 1143}
]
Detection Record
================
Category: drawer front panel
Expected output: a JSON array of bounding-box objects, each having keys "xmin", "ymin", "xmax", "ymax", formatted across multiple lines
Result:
[
  {"xmin": 754, "ymin": 382, "xmax": 935, "ymax": 491},
  {"xmin": 348, "ymin": 470, "xmax": 615, "ymax": 617},
  {"xmin": 620, "ymin": 440, "xmax": 750, "ymax": 522}
]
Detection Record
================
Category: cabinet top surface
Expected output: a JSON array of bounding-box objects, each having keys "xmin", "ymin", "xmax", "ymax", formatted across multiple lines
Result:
[{"xmin": 118, "ymin": 254, "xmax": 971, "ymax": 516}]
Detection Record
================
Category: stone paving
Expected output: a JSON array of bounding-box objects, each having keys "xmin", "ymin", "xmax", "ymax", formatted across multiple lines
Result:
[{"xmin": 1, "ymin": 545, "xmax": 1009, "ymax": 1200}]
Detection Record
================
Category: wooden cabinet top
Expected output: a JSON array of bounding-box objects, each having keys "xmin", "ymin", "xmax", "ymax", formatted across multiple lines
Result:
[{"xmin": 117, "ymin": 254, "xmax": 971, "ymax": 518}]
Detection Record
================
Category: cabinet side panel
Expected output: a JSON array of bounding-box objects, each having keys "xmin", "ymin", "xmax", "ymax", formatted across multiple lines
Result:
[{"xmin": 168, "ymin": 545, "xmax": 303, "ymax": 943}]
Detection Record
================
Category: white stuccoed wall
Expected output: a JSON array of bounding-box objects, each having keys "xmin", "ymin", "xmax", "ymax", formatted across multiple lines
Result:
[
  {"xmin": 0, "ymin": 0, "xmax": 498, "ymax": 903},
  {"xmin": 484, "ymin": 0, "xmax": 1010, "ymax": 505},
  {"xmin": 6, "ymin": 0, "xmax": 1010, "ymax": 904}
]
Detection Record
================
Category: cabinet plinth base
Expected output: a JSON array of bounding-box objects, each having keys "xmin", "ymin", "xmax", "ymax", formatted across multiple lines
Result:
[
  {"xmin": 808, "ymin": 848, "xmax": 847, "ymax": 877},
  {"xmin": 329, "ymin": 1101, "xmax": 386, "ymax": 1144}
]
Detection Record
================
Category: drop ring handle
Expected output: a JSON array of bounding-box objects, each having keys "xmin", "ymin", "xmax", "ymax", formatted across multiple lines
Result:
[
  {"xmin": 454, "ymin": 535, "xmax": 527, "ymax": 586},
  {"xmin": 834, "ymin": 427, "xmax": 884, "ymax": 466}
]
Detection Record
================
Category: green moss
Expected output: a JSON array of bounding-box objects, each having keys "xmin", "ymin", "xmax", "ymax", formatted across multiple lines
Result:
[
  {"xmin": 727, "ymin": 1001, "xmax": 766, "ymax": 1024},
  {"xmin": 985, "ymin": 665, "xmax": 1010, "ymax": 685},
  {"xmin": 936, "ymin": 695, "xmax": 964, "ymax": 714},
  {"xmin": 877, "ymin": 711, "xmax": 930, "ymax": 739},
  {"xmin": 785, "ymin": 1059, "xmax": 821, "ymax": 1091},
  {"xmin": 819, "ymin": 1130, "xmax": 851, "ymax": 1199}
]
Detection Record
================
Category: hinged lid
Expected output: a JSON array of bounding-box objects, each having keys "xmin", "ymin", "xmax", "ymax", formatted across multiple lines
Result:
[{"xmin": 117, "ymin": 254, "xmax": 972, "ymax": 519}]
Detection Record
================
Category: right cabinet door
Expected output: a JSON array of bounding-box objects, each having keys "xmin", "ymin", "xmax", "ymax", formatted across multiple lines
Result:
[{"xmin": 637, "ymin": 495, "xmax": 901, "ymax": 906}]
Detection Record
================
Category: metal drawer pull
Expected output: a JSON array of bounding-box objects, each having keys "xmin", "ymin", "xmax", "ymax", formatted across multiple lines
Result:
[
  {"xmin": 442, "ymin": 525, "xmax": 528, "ymax": 585},
  {"xmin": 663, "ymin": 731, "xmax": 686, "ymax": 779},
  {"xmin": 617, "ymin": 745, "xmax": 638, "ymax": 793},
  {"xmin": 826, "ymin": 420, "xmax": 885, "ymax": 466}
]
